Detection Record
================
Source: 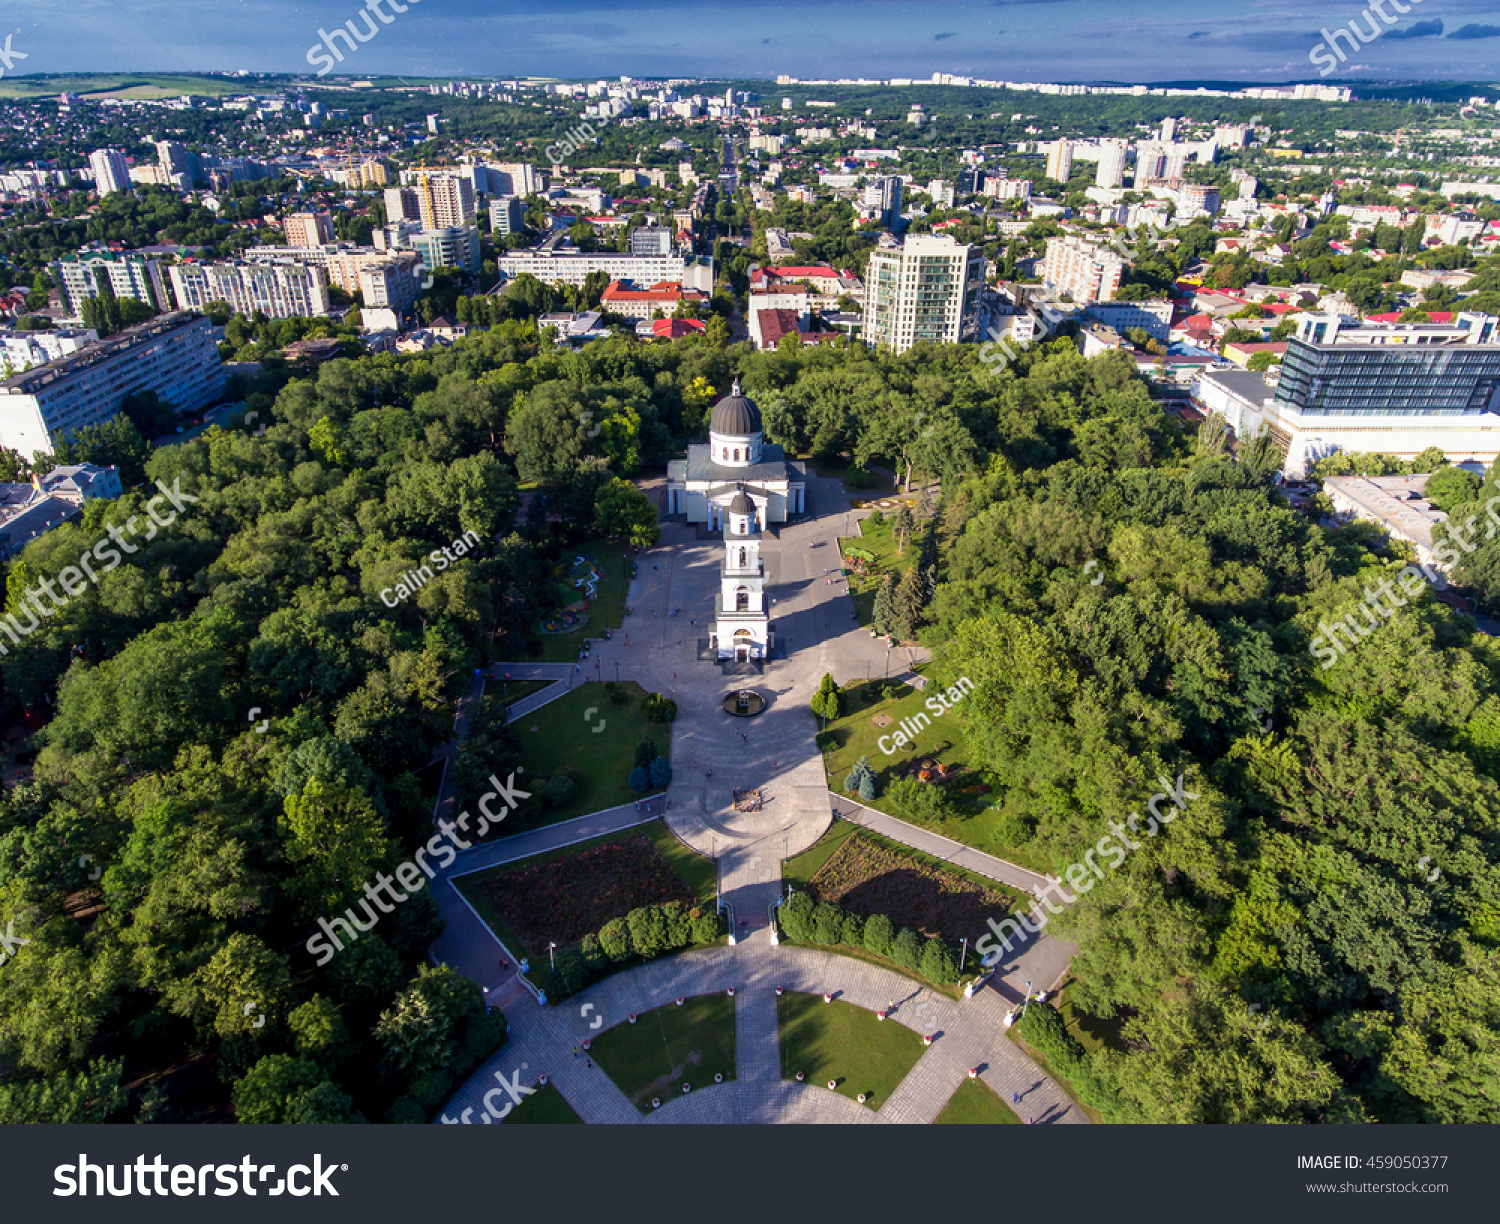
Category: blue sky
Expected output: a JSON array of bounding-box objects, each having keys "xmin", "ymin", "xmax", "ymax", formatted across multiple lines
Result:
[{"xmin": 11, "ymin": 0, "xmax": 1500, "ymax": 82}]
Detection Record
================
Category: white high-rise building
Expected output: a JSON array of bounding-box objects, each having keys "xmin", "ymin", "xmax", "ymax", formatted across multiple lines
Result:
[
  {"xmin": 1045, "ymin": 139, "xmax": 1074, "ymax": 184},
  {"xmin": 1040, "ymin": 236, "xmax": 1125, "ymax": 303},
  {"xmin": 1096, "ymin": 140, "xmax": 1128, "ymax": 189},
  {"xmin": 170, "ymin": 261, "xmax": 331, "ymax": 318},
  {"xmin": 88, "ymin": 149, "xmax": 131, "ymax": 197},
  {"xmin": 414, "ymin": 172, "xmax": 476, "ymax": 229},
  {"xmin": 861, "ymin": 234, "xmax": 985, "ymax": 353},
  {"xmin": 1159, "ymin": 117, "xmax": 1177, "ymax": 142}
]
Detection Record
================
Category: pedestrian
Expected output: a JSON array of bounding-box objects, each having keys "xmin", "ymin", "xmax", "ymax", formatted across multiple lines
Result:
[
  {"xmin": 586, "ymin": 1059, "xmax": 593, "ymax": 1069},
  {"xmin": 1027, "ymin": 1117, "xmax": 1034, "ymax": 1125},
  {"xmin": 572, "ymin": 1045, "xmax": 579, "ymax": 1059},
  {"xmin": 1012, "ymin": 1091, "xmax": 1020, "ymax": 1104}
]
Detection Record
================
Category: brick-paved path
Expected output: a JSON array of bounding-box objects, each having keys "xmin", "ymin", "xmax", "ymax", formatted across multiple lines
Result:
[{"xmin": 439, "ymin": 926, "xmax": 1084, "ymax": 1126}]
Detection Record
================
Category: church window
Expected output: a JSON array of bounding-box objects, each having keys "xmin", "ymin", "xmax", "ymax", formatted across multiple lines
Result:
[{"xmin": 733, "ymin": 448, "xmax": 740, "ymax": 461}]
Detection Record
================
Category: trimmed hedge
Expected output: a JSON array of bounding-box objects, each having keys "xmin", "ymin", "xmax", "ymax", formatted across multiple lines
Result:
[
  {"xmin": 777, "ymin": 891, "xmax": 961, "ymax": 987},
  {"xmin": 528, "ymin": 900, "xmax": 724, "ymax": 1002},
  {"xmin": 1014, "ymin": 1002, "xmax": 1121, "ymax": 1119}
]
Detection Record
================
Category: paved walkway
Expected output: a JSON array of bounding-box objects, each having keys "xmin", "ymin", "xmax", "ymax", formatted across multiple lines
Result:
[
  {"xmin": 441, "ymin": 925, "xmax": 1083, "ymax": 1126},
  {"xmin": 430, "ymin": 470, "xmax": 1082, "ymax": 1123}
]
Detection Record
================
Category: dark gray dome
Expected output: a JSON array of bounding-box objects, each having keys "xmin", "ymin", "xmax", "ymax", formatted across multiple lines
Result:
[
  {"xmin": 728, "ymin": 489, "xmax": 755, "ymax": 515},
  {"xmin": 710, "ymin": 378, "xmax": 762, "ymax": 436}
]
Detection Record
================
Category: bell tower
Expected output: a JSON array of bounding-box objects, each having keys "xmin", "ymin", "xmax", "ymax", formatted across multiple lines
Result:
[{"xmin": 714, "ymin": 485, "xmax": 770, "ymax": 661}]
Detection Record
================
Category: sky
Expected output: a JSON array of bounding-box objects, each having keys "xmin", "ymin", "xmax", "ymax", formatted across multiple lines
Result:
[{"xmin": 10, "ymin": 0, "xmax": 1500, "ymax": 83}]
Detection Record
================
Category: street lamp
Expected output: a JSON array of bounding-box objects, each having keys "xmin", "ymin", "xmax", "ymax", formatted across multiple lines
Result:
[
  {"xmin": 548, "ymin": 941, "xmax": 557, "ymax": 972},
  {"xmin": 1020, "ymin": 979, "xmax": 1033, "ymax": 1019},
  {"xmin": 959, "ymin": 937, "xmax": 968, "ymax": 975}
]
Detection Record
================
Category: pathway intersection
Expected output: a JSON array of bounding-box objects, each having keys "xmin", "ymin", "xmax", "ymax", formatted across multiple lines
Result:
[{"xmin": 435, "ymin": 472, "xmax": 1084, "ymax": 1124}]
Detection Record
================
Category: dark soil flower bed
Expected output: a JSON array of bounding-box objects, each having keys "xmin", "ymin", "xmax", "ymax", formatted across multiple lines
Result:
[
  {"xmin": 807, "ymin": 833, "xmax": 1013, "ymax": 944},
  {"xmin": 476, "ymin": 833, "xmax": 695, "ymax": 952}
]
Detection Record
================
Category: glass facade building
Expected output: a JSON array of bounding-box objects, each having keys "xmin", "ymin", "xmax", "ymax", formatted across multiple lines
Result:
[{"xmin": 1275, "ymin": 337, "xmax": 1500, "ymax": 417}]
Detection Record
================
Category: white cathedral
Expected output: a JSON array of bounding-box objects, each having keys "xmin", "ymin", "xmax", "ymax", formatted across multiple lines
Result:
[
  {"xmin": 665, "ymin": 380, "xmax": 804, "ymax": 661},
  {"xmin": 665, "ymin": 379, "xmax": 807, "ymax": 527}
]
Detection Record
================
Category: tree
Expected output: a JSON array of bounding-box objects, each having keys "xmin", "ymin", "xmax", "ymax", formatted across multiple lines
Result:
[
  {"xmin": 231, "ymin": 1056, "xmax": 325, "ymax": 1124},
  {"xmin": 920, "ymin": 938, "xmax": 959, "ymax": 984},
  {"xmin": 593, "ymin": 477, "xmax": 660, "ymax": 548},
  {"xmin": 864, "ymin": 913, "xmax": 894, "ymax": 958},
  {"xmin": 649, "ymin": 755, "xmax": 672, "ymax": 787},
  {"xmin": 280, "ymin": 779, "xmax": 391, "ymax": 917},
  {"xmin": 871, "ymin": 571, "xmax": 897, "ymax": 637},
  {"xmin": 0, "ymin": 1059, "xmax": 126, "ymax": 1123},
  {"xmin": 891, "ymin": 565, "xmax": 927, "ymax": 642},
  {"xmin": 628, "ymin": 765, "xmax": 651, "ymax": 792},
  {"xmin": 890, "ymin": 927, "xmax": 923, "ymax": 971},
  {"xmin": 893, "ymin": 503, "xmax": 915, "ymax": 555},
  {"xmin": 288, "ymin": 995, "xmax": 354, "ymax": 1071},
  {"xmin": 844, "ymin": 755, "xmax": 878, "ymax": 801}
]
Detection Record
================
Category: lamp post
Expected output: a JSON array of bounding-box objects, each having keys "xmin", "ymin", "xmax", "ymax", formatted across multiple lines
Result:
[
  {"xmin": 959, "ymin": 936, "xmax": 968, "ymax": 975},
  {"xmin": 548, "ymin": 941, "xmax": 557, "ymax": 972},
  {"xmin": 1020, "ymin": 979, "xmax": 1033, "ymax": 1019}
]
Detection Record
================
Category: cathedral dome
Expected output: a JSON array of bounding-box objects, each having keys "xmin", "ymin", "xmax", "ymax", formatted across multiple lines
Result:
[
  {"xmin": 728, "ymin": 488, "xmax": 755, "ymax": 516},
  {"xmin": 710, "ymin": 377, "xmax": 762, "ymax": 437}
]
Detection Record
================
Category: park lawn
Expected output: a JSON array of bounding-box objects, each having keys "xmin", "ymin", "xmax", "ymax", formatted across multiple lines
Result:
[
  {"xmin": 592, "ymin": 995, "xmax": 738, "ymax": 1112},
  {"xmin": 509, "ymin": 681, "xmax": 670, "ymax": 830},
  {"xmin": 498, "ymin": 678, "xmax": 553, "ymax": 709},
  {"xmin": 502, "ymin": 1081, "xmax": 583, "ymax": 1124},
  {"xmin": 839, "ymin": 514, "xmax": 918, "ymax": 629},
  {"xmin": 934, "ymin": 1076, "xmax": 1024, "ymax": 1125},
  {"xmin": 816, "ymin": 679, "xmax": 1047, "ymax": 873},
  {"xmin": 452, "ymin": 819, "xmax": 715, "ymax": 958},
  {"xmin": 777, "ymin": 991, "xmax": 926, "ymax": 1111},
  {"xmin": 528, "ymin": 538, "xmax": 632, "ymax": 662}
]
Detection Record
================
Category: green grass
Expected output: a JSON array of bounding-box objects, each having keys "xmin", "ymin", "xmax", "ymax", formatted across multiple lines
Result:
[
  {"xmin": 934, "ymin": 1076, "xmax": 1024, "ymax": 1125},
  {"xmin": 528, "ymin": 538, "xmax": 632, "ymax": 662},
  {"xmin": 497, "ymin": 678, "xmax": 553, "ymax": 710},
  {"xmin": 816, "ymin": 679, "xmax": 1047, "ymax": 872},
  {"xmin": 591, "ymin": 995, "xmax": 738, "ymax": 1112},
  {"xmin": 778, "ymin": 991, "xmax": 926, "ymax": 1110},
  {"xmin": 839, "ymin": 515, "xmax": 918, "ymax": 629},
  {"xmin": 502, "ymin": 1081, "xmax": 583, "ymax": 1124},
  {"xmin": 452, "ymin": 819, "xmax": 715, "ymax": 957},
  {"xmin": 508, "ymin": 681, "xmax": 670, "ymax": 830}
]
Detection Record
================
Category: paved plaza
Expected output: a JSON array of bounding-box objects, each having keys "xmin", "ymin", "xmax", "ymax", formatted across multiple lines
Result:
[{"xmin": 433, "ymin": 470, "xmax": 1085, "ymax": 1124}]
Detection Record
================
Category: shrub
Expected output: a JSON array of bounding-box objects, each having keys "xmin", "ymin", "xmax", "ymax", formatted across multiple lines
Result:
[
  {"xmin": 634, "ymin": 740, "xmax": 657, "ymax": 769},
  {"xmin": 888, "ymin": 775, "xmax": 955, "ymax": 825},
  {"xmin": 649, "ymin": 755, "xmax": 672, "ymax": 788},
  {"xmin": 779, "ymin": 891, "xmax": 815, "ymax": 942},
  {"xmin": 627, "ymin": 905, "xmax": 670, "ymax": 958},
  {"xmin": 1016, "ymin": 1002, "xmax": 1121, "ymax": 1118},
  {"xmin": 840, "ymin": 911, "xmax": 866, "ymax": 947},
  {"xmin": 813, "ymin": 901, "xmax": 844, "ymax": 945},
  {"xmin": 864, "ymin": 913, "xmax": 894, "ymax": 958},
  {"xmin": 628, "ymin": 766, "xmax": 651, "ymax": 792},
  {"xmin": 844, "ymin": 755, "xmax": 877, "ymax": 800},
  {"xmin": 867, "ymin": 509, "xmax": 885, "ymax": 527},
  {"xmin": 580, "ymin": 932, "xmax": 608, "ymax": 972},
  {"xmin": 543, "ymin": 773, "xmax": 578, "ymax": 807},
  {"xmin": 692, "ymin": 909, "xmax": 723, "ymax": 944},
  {"xmin": 598, "ymin": 918, "xmax": 631, "ymax": 962},
  {"xmin": 846, "ymin": 466, "xmax": 875, "ymax": 489},
  {"xmin": 890, "ymin": 927, "xmax": 923, "ymax": 972},
  {"xmin": 642, "ymin": 693, "xmax": 678, "ymax": 723},
  {"xmin": 919, "ymin": 938, "xmax": 959, "ymax": 985},
  {"xmin": 661, "ymin": 901, "xmax": 692, "ymax": 948},
  {"xmin": 609, "ymin": 687, "xmax": 631, "ymax": 705}
]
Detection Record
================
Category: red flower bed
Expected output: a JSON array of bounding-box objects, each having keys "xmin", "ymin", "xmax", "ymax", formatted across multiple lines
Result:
[
  {"xmin": 807, "ymin": 833, "xmax": 1013, "ymax": 944},
  {"xmin": 475, "ymin": 833, "xmax": 694, "ymax": 953}
]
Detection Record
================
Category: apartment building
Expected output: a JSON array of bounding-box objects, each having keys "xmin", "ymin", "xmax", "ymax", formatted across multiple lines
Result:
[
  {"xmin": 410, "ymin": 225, "xmax": 482, "ymax": 278},
  {"xmin": 51, "ymin": 250, "xmax": 173, "ymax": 316},
  {"xmin": 0, "ymin": 328, "xmax": 99, "ymax": 374},
  {"xmin": 0, "ymin": 313, "xmax": 223, "ymax": 458},
  {"xmin": 498, "ymin": 249, "xmax": 714, "ymax": 293},
  {"xmin": 245, "ymin": 243, "xmax": 422, "ymax": 298},
  {"xmin": 1040, "ymin": 235, "xmax": 1125, "ymax": 303},
  {"xmin": 283, "ymin": 211, "xmax": 335, "ymax": 248},
  {"xmin": 861, "ymin": 233, "xmax": 985, "ymax": 353},
  {"xmin": 89, "ymin": 148, "xmax": 131, "ymax": 197},
  {"xmin": 170, "ymin": 260, "xmax": 331, "ymax": 318},
  {"xmin": 415, "ymin": 172, "xmax": 477, "ymax": 229},
  {"xmin": 384, "ymin": 187, "xmax": 420, "ymax": 224},
  {"xmin": 1045, "ymin": 139, "xmax": 1074, "ymax": 184},
  {"xmin": 630, "ymin": 227, "xmax": 675, "ymax": 257},
  {"xmin": 1095, "ymin": 139, "xmax": 1128, "ymax": 189},
  {"xmin": 489, "ymin": 195, "xmax": 527, "ymax": 237}
]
